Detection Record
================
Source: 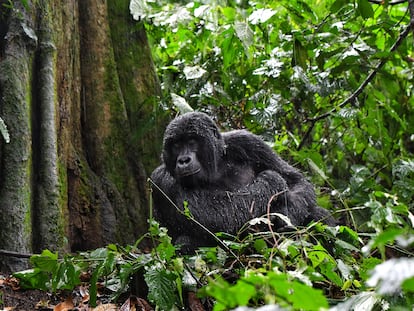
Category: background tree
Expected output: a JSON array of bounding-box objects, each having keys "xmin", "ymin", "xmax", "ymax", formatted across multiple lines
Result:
[{"xmin": 0, "ymin": 0, "xmax": 166, "ymax": 272}]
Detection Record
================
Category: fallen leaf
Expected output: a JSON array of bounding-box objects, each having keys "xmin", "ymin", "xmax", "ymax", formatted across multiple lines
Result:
[
  {"xmin": 91, "ymin": 303, "xmax": 118, "ymax": 310},
  {"xmin": 53, "ymin": 297, "xmax": 74, "ymax": 311}
]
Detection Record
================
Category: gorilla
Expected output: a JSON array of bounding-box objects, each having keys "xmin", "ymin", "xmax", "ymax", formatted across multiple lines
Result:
[{"xmin": 150, "ymin": 112, "xmax": 334, "ymax": 251}]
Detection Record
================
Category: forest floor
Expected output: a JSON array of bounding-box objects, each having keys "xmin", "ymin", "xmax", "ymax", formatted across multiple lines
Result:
[
  {"xmin": 0, "ymin": 273, "xmax": 153, "ymax": 311},
  {"xmin": 1, "ymin": 275, "xmax": 60, "ymax": 311}
]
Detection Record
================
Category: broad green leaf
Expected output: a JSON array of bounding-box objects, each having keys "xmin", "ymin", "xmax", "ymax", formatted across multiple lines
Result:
[
  {"xmin": 307, "ymin": 158, "xmax": 328, "ymax": 181},
  {"xmin": 248, "ymin": 8, "xmax": 276, "ymax": 25},
  {"xmin": 145, "ymin": 268, "xmax": 179, "ymax": 310},
  {"xmin": 129, "ymin": 0, "xmax": 149, "ymax": 20},
  {"xmin": 30, "ymin": 250, "xmax": 58, "ymax": 272},
  {"xmin": 357, "ymin": 0, "xmax": 374, "ymax": 18},
  {"xmin": 171, "ymin": 93, "xmax": 193, "ymax": 113},
  {"xmin": 234, "ymin": 21, "xmax": 254, "ymax": 57},
  {"xmin": 13, "ymin": 268, "xmax": 49, "ymax": 291},
  {"xmin": 289, "ymin": 281, "xmax": 329, "ymax": 310},
  {"xmin": 402, "ymin": 277, "xmax": 414, "ymax": 293},
  {"xmin": 183, "ymin": 65, "xmax": 207, "ymax": 80}
]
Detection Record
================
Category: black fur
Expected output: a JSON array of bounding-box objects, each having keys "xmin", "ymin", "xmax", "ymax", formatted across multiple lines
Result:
[{"xmin": 150, "ymin": 112, "xmax": 334, "ymax": 250}]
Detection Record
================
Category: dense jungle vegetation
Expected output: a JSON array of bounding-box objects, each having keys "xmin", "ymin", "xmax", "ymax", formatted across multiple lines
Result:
[{"xmin": 5, "ymin": 0, "xmax": 414, "ymax": 310}]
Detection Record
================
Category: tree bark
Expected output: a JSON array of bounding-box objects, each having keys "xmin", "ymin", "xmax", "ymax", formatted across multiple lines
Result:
[{"xmin": 0, "ymin": 0, "xmax": 165, "ymax": 272}]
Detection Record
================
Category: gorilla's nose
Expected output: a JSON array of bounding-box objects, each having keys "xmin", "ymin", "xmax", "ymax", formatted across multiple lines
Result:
[{"xmin": 177, "ymin": 155, "xmax": 192, "ymax": 168}]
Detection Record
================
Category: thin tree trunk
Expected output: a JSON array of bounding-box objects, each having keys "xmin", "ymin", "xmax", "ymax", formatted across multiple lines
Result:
[
  {"xmin": 0, "ymin": 0, "xmax": 165, "ymax": 272},
  {"xmin": 33, "ymin": 0, "xmax": 63, "ymax": 252},
  {"xmin": 0, "ymin": 2, "xmax": 36, "ymax": 272}
]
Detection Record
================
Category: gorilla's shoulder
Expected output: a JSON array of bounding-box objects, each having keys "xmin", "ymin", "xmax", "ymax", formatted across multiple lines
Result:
[
  {"xmin": 150, "ymin": 164, "xmax": 170, "ymax": 182},
  {"xmin": 223, "ymin": 129, "xmax": 273, "ymax": 155},
  {"xmin": 222, "ymin": 129, "xmax": 263, "ymax": 146},
  {"xmin": 223, "ymin": 129, "xmax": 257, "ymax": 140}
]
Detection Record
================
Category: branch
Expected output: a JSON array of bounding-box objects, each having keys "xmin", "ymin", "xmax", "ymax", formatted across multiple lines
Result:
[
  {"xmin": 368, "ymin": 0, "xmax": 407, "ymax": 5},
  {"xmin": 298, "ymin": 23, "xmax": 412, "ymax": 150},
  {"xmin": 0, "ymin": 249, "xmax": 32, "ymax": 259}
]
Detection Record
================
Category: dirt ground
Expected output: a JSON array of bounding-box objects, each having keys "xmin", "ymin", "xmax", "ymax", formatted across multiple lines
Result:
[
  {"xmin": 0, "ymin": 282, "xmax": 60, "ymax": 310},
  {"xmin": 0, "ymin": 273, "xmax": 152, "ymax": 311}
]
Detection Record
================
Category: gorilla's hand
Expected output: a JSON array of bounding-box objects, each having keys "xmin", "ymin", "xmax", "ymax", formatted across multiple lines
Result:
[{"xmin": 256, "ymin": 170, "xmax": 288, "ymax": 192}]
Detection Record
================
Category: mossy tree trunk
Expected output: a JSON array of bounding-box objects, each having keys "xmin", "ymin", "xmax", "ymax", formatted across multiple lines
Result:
[{"xmin": 0, "ymin": 0, "xmax": 165, "ymax": 272}]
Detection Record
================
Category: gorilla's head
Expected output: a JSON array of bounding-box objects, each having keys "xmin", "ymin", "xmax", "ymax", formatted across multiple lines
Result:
[{"xmin": 162, "ymin": 112, "xmax": 225, "ymax": 187}]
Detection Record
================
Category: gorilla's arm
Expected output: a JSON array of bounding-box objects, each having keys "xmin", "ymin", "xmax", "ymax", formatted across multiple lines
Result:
[
  {"xmin": 223, "ymin": 130, "xmax": 329, "ymax": 225},
  {"xmin": 151, "ymin": 167, "xmax": 292, "ymax": 247}
]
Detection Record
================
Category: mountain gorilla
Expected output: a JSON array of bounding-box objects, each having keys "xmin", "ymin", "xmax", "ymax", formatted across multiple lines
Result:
[{"xmin": 150, "ymin": 112, "xmax": 334, "ymax": 251}]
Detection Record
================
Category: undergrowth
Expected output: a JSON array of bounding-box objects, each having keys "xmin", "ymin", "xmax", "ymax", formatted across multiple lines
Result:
[{"xmin": 14, "ymin": 192, "xmax": 414, "ymax": 310}]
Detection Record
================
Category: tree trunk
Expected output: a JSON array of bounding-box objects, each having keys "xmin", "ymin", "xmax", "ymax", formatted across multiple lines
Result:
[{"xmin": 0, "ymin": 0, "xmax": 165, "ymax": 272}]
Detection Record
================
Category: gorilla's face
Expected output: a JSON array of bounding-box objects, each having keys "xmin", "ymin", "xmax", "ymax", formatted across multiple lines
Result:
[
  {"xmin": 171, "ymin": 137, "xmax": 202, "ymax": 179},
  {"xmin": 165, "ymin": 134, "xmax": 216, "ymax": 187},
  {"xmin": 162, "ymin": 112, "xmax": 225, "ymax": 187}
]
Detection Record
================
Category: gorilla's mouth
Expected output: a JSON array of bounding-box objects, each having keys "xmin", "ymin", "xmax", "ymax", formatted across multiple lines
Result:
[{"xmin": 177, "ymin": 168, "xmax": 201, "ymax": 177}]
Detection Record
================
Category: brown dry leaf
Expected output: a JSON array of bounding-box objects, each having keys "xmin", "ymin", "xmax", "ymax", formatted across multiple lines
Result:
[
  {"xmin": 53, "ymin": 297, "xmax": 74, "ymax": 311},
  {"xmin": 119, "ymin": 297, "xmax": 132, "ymax": 311},
  {"xmin": 136, "ymin": 297, "xmax": 154, "ymax": 311},
  {"xmin": 120, "ymin": 296, "xmax": 153, "ymax": 311},
  {"xmin": 35, "ymin": 299, "xmax": 51, "ymax": 309},
  {"xmin": 79, "ymin": 285, "xmax": 90, "ymax": 303},
  {"xmin": 90, "ymin": 303, "xmax": 118, "ymax": 311},
  {"xmin": 5, "ymin": 276, "xmax": 20, "ymax": 290}
]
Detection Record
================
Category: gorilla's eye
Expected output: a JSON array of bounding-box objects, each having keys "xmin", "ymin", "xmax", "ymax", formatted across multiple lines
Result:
[{"xmin": 187, "ymin": 139, "xmax": 198, "ymax": 150}]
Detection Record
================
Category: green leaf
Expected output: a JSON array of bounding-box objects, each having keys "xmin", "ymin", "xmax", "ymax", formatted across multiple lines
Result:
[
  {"xmin": 402, "ymin": 277, "xmax": 414, "ymax": 293},
  {"xmin": 234, "ymin": 21, "xmax": 253, "ymax": 57},
  {"xmin": 30, "ymin": 250, "xmax": 59, "ymax": 272},
  {"xmin": 202, "ymin": 276, "xmax": 257, "ymax": 311},
  {"xmin": 171, "ymin": 93, "xmax": 193, "ymax": 113},
  {"xmin": 368, "ymin": 227, "xmax": 405, "ymax": 251},
  {"xmin": 268, "ymin": 272, "xmax": 328, "ymax": 310},
  {"xmin": 51, "ymin": 258, "xmax": 80, "ymax": 291},
  {"xmin": 357, "ymin": 0, "xmax": 374, "ymax": 18},
  {"xmin": 331, "ymin": 0, "xmax": 347, "ymax": 18},
  {"xmin": 89, "ymin": 262, "xmax": 102, "ymax": 307},
  {"xmin": 145, "ymin": 268, "xmax": 179, "ymax": 310},
  {"xmin": 253, "ymin": 238, "xmax": 268, "ymax": 253},
  {"xmin": 13, "ymin": 268, "xmax": 49, "ymax": 291},
  {"xmin": 220, "ymin": 27, "xmax": 238, "ymax": 70},
  {"xmin": 289, "ymin": 281, "xmax": 329, "ymax": 310},
  {"xmin": 292, "ymin": 38, "xmax": 308, "ymax": 69}
]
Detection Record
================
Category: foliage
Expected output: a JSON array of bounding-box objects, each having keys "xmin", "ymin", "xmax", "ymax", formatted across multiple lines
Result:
[
  {"xmin": 130, "ymin": 0, "xmax": 414, "ymax": 219},
  {"xmin": 13, "ymin": 216, "xmax": 414, "ymax": 310},
  {"xmin": 13, "ymin": 0, "xmax": 414, "ymax": 309}
]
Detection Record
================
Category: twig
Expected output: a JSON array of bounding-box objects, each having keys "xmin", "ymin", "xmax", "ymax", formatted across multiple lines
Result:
[
  {"xmin": 147, "ymin": 178, "xmax": 245, "ymax": 267},
  {"xmin": 266, "ymin": 190, "xmax": 288, "ymax": 247}
]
